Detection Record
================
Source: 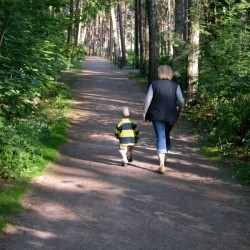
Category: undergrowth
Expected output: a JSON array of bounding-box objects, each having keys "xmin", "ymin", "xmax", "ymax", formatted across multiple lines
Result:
[
  {"xmin": 0, "ymin": 73, "xmax": 75, "ymax": 233},
  {"xmin": 186, "ymin": 115, "xmax": 250, "ymax": 184}
]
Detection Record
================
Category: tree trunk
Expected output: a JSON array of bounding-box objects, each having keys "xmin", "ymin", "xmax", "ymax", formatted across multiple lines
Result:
[
  {"xmin": 183, "ymin": 0, "xmax": 189, "ymax": 43},
  {"xmin": 82, "ymin": 26, "xmax": 87, "ymax": 45},
  {"xmin": 67, "ymin": 0, "xmax": 74, "ymax": 45},
  {"xmin": 123, "ymin": 2, "xmax": 128, "ymax": 52},
  {"xmin": 109, "ymin": 14, "xmax": 113, "ymax": 60},
  {"xmin": 139, "ymin": 0, "xmax": 145, "ymax": 74},
  {"xmin": 146, "ymin": 0, "xmax": 159, "ymax": 85},
  {"xmin": 99, "ymin": 14, "xmax": 103, "ymax": 56},
  {"xmin": 134, "ymin": 0, "xmax": 140, "ymax": 69},
  {"xmin": 117, "ymin": 0, "xmax": 126, "ymax": 67},
  {"xmin": 172, "ymin": 0, "xmax": 184, "ymax": 72},
  {"xmin": 75, "ymin": 0, "xmax": 82, "ymax": 46},
  {"xmin": 103, "ymin": 12, "xmax": 109, "ymax": 58},
  {"xmin": 144, "ymin": 2, "xmax": 149, "ymax": 76},
  {"xmin": 67, "ymin": 0, "xmax": 74, "ymax": 69},
  {"xmin": 187, "ymin": 0, "xmax": 200, "ymax": 100},
  {"xmin": 167, "ymin": 0, "xmax": 174, "ymax": 57},
  {"xmin": 111, "ymin": 5, "xmax": 119, "ymax": 62},
  {"xmin": 92, "ymin": 17, "xmax": 97, "ymax": 55}
]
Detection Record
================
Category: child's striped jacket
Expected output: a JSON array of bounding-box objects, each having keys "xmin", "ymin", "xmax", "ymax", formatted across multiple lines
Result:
[{"xmin": 115, "ymin": 118, "xmax": 139, "ymax": 146}]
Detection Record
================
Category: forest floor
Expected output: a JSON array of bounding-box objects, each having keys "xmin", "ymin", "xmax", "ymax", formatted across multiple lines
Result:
[{"xmin": 0, "ymin": 56, "xmax": 249, "ymax": 249}]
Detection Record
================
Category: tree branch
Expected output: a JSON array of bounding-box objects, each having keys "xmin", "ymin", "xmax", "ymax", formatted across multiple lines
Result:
[{"xmin": 0, "ymin": 17, "xmax": 10, "ymax": 47}]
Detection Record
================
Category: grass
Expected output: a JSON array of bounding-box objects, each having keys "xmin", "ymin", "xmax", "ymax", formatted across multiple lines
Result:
[
  {"xmin": 200, "ymin": 143, "xmax": 221, "ymax": 162},
  {"xmin": 0, "ymin": 74, "xmax": 76, "ymax": 234},
  {"xmin": 68, "ymin": 60, "xmax": 83, "ymax": 73},
  {"xmin": 128, "ymin": 74, "xmax": 148, "ymax": 84},
  {"xmin": 34, "ymin": 117, "xmax": 70, "ymax": 177},
  {"xmin": 71, "ymin": 61, "xmax": 82, "ymax": 72},
  {"xmin": 0, "ymin": 184, "xmax": 28, "ymax": 232},
  {"xmin": 198, "ymin": 137, "xmax": 250, "ymax": 184}
]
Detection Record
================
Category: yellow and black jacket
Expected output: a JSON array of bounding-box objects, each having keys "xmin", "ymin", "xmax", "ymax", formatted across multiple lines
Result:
[{"xmin": 115, "ymin": 118, "xmax": 139, "ymax": 146}]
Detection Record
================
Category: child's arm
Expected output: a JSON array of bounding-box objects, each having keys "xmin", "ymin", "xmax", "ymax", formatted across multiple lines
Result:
[{"xmin": 114, "ymin": 123, "xmax": 122, "ymax": 139}]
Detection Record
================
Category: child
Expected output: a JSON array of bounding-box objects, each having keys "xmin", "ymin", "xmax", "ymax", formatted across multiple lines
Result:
[{"xmin": 115, "ymin": 106, "xmax": 140, "ymax": 166}]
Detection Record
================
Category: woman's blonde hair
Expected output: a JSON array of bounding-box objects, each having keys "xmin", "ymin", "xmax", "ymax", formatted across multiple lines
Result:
[{"xmin": 158, "ymin": 65, "xmax": 173, "ymax": 80}]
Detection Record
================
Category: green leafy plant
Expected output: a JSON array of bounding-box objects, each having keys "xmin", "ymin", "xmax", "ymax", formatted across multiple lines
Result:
[{"xmin": 186, "ymin": 1, "xmax": 250, "ymax": 182}]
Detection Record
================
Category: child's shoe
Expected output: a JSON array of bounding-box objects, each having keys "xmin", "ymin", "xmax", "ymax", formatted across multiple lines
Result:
[
  {"xmin": 127, "ymin": 156, "xmax": 133, "ymax": 162},
  {"xmin": 121, "ymin": 161, "xmax": 128, "ymax": 167}
]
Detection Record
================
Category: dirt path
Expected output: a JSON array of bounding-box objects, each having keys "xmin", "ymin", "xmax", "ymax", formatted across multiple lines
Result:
[{"xmin": 1, "ymin": 56, "xmax": 249, "ymax": 250}]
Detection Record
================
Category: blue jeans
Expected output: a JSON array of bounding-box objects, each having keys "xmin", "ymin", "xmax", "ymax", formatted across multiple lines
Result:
[{"xmin": 152, "ymin": 121, "xmax": 174, "ymax": 154}]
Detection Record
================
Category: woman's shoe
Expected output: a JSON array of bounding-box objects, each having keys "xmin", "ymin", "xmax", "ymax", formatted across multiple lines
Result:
[{"xmin": 156, "ymin": 166, "xmax": 165, "ymax": 174}]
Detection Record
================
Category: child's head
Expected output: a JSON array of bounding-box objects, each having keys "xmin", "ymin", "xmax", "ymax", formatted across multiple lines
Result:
[{"xmin": 122, "ymin": 106, "xmax": 130, "ymax": 118}]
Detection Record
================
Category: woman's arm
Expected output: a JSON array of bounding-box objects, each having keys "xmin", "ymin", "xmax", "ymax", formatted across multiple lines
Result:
[
  {"xmin": 142, "ymin": 84, "xmax": 153, "ymax": 118},
  {"xmin": 176, "ymin": 85, "xmax": 185, "ymax": 111}
]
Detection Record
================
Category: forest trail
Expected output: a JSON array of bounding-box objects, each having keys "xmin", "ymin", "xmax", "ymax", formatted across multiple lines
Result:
[{"xmin": 1, "ymin": 56, "xmax": 249, "ymax": 249}]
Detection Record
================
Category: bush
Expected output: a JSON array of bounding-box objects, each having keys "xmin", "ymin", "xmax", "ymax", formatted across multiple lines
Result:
[
  {"xmin": 0, "ymin": 122, "xmax": 43, "ymax": 179},
  {"xmin": 0, "ymin": 80, "xmax": 72, "ymax": 180}
]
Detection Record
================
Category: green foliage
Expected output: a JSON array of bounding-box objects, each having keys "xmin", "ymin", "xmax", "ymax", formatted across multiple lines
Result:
[
  {"xmin": 0, "ymin": 0, "xmax": 88, "ymax": 180},
  {"xmin": 68, "ymin": 61, "xmax": 84, "ymax": 73},
  {"xmin": 126, "ymin": 53, "xmax": 135, "ymax": 67},
  {"xmin": 0, "ymin": 80, "xmax": 72, "ymax": 180},
  {"xmin": 0, "ymin": 122, "xmax": 43, "ymax": 179},
  {"xmin": 66, "ymin": 44, "xmax": 87, "ymax": 63},
  {"xmin": 159, "ymin": 56, "xmax": 172, "ymax": 66},
  {"xmin": 0, "ymin": 0, "xmax": 68, "ymax": 119},
  {"xmin": 81, "ymin": 0, "xmax": 110, "ymax": 21},
  {"xmin": 186, "ymin": 1, "xmax": 249, "ymax": 181},
  {"xmin": 233, "ymin": 162, "xmax": 250, "ymax": 183},
  {"xmin": 0, "ymin": 0, "xmax": 74, "ymax": 179}
]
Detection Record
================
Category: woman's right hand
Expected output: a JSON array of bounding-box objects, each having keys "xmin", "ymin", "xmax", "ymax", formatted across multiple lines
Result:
[{"xmin": 143, "ymin": 115, "xmax": 150, "ymax": 123}]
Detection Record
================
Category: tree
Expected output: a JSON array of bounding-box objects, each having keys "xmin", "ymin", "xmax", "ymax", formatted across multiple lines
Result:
[
  {"xmin": 138, "ymin": 0, "xmax": 145, "ymax": 74},
  {"xmin": 183, "ymin": 0, "xmax": 189, "ymax": 43},
  {"xmin": 118, "ymin": 0, "xmax": 127, "ymax": 66},
  {"xmin": 134, "ymin": 0, "xmax": 140, "ymax": 69},
  {"xmin": 186, "ymin": 0, "xmax": 200, "ymax": 100},
  {"xmin": 110, "ymin": 3, "xmax": 120, "ymax": 61},
  {"xmin": 166, "ymin": 0, "xmax": 174, "ymax": 57},
  {"xmin": 67, "ymin": 0, "xmax": 74, "ymax": 45},
  {"xmin": 75, "ymin": 0, "xmax": 83, "ymax": 46},
  {"xmin": 194, "ymin": 0, "xmax": 250, "ymax": 159},
  {"xmin": 172, "ymin": 0, "xmax": 184, "ymax": 72},
  {"xmin": 146, "ymin": 0, "xmax": 159, "ymax": 85}
]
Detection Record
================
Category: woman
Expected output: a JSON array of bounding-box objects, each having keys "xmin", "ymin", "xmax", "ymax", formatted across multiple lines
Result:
[{"xmin": 143, "ymin": 65, "xmax": 185, "ymax": 174}]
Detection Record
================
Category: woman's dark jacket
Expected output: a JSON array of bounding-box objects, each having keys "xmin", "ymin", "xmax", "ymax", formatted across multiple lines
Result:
[{"xmin": 146, "ymin": 80, "xmax": 179, "ymax": 122}]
